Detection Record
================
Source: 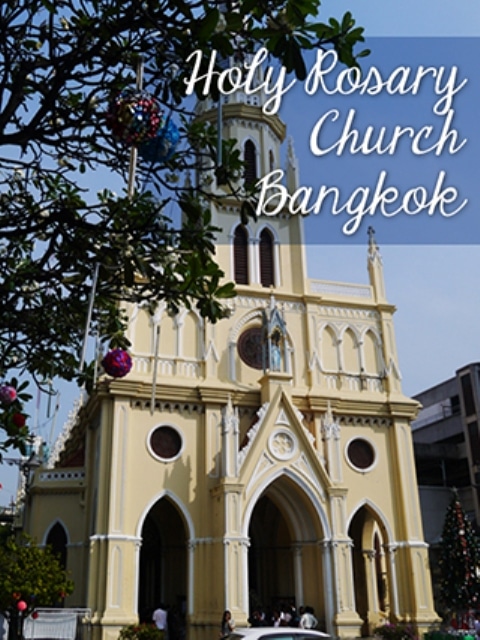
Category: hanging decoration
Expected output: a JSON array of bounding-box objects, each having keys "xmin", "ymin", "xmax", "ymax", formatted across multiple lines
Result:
[
  {"xmin": 12, "ymin": 413, "xmax": 27, "ymax": 428},
  {"xmin": 139, "ymin": 116, "xmax": 180, "ymax": 163},
  {"xmin": 0, "ymin": 384, "xmax": 17, "ymax": 405},
  {"xmin": 101, "ymin": 349, "xmax": 133, "ymax": 379},
  {"xmin": 106, "ymin": 89, "xmax": 163, "ymax": 145}
]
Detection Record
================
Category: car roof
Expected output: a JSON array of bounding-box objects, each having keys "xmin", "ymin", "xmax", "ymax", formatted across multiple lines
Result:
[{"xmin": 228, "ymin": 628, "xmax": 330, "ymax": 640}]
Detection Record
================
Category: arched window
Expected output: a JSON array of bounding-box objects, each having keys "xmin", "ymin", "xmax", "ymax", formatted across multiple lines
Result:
[
  {"xmin": 244, "ymin": 140, "xmax": 257, "ymax": 187},
  {"xmin": 46, "ymin": 522, "xmax": 68, "ymax": 570},
  {"xmin": 233, "ymin": 225, "xmax": 249, "ymax": 284},
  {"xmin": 259, "ymin": 228, "xmax": 274, "ymax": 287}
]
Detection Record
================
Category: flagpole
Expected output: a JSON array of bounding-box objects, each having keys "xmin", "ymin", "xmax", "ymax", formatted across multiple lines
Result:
[{"xmin": 128, "ymin": 56, "xmax": 144, "ymax": 199}]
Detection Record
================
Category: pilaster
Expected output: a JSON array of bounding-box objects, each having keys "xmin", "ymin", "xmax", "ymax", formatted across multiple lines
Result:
[
  {"xmin": 321, "ymin": 402, "xmax": 342, "ymax": 483},
  {"xmin": 327, "ymin": 488, "xmax": 363, "ymax": 637}
]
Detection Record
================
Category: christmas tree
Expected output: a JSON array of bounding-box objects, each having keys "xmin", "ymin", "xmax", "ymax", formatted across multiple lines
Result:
[{"xmin": 439, "ymin": 491, "xmax": 480, "ymax": 613}]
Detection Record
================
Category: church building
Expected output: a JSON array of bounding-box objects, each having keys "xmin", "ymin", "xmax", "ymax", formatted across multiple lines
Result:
[{"xmin": 23, "ymin": 71, "xmax": 438, "ymax": 640}]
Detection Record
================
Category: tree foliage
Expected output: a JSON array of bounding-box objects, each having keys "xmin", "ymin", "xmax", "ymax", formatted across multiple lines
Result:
[
  {"xmin": 439, "ymin": 492, "xmax": 480, "ymax": 612},
  {"xmin": 0, "ymin": 0, "xmax": 368, "ymax": 452},
  {"xmin": 0, "ymin": 534, "xmax": 74, "ymax": 617}
]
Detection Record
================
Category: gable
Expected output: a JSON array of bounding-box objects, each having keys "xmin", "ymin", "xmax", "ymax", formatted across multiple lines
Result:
[{"xmin": 237, "ymin": 386, "xmax": 332, "ymax": 504}]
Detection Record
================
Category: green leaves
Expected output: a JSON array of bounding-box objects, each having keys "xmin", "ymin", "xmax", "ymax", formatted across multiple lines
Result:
[
  {"xmin": 0, "ymin": 534, "xmax": 74, "ymax": 615},
  {"xmin": 0, "ymin": 0, "xmax": 368, "ymax": 452},
  {"xmin": 0, "ymin": 379, "xmax": 32, "ymax": 455},
  {"xmin": 119, "ymin": 624, "xmax": 165, "ymax": 640},
  {"xmin": 198, "ymin": 8, "xmax": 221, "ymax": 42}
]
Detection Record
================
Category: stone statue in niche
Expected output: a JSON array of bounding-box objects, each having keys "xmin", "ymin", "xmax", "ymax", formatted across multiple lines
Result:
[
  {"xmin": 262, "ymin": 296, "xmax": 288, "ymax": 374},
  {"xmin": 270, "ymin": 328, "xmax": 282, "ymax": 371}
]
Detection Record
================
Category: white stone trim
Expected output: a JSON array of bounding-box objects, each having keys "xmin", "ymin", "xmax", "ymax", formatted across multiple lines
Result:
[
  {"xmin": 146, "ymin": 423, "xmax": 185, "ymax": 464},
  {"xmin": 344, "ymin": 436, "xmax": 378, "ymax": 474}
]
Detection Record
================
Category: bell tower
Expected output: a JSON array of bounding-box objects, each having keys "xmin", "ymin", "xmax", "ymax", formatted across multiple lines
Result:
[{"xmin": 193, "ymin": 56, "xmax": 308, "ymax": 295}]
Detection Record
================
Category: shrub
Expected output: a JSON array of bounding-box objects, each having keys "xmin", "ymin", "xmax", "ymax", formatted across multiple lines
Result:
[
  {"xmin": 373, "ymin": 621, "xmax": 418, "ymax": 640},
  {"xmin": 119, "ymin": 624, "xmax": 165, "ymax": 640}
]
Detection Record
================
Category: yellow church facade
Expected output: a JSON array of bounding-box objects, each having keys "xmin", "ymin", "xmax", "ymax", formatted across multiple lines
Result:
[{"xmin": 23, "ymin": 86, "xmax": 438, "ymax": 640}]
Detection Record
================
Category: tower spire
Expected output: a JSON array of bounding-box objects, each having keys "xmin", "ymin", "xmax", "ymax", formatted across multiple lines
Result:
[{"xmin": 367, "ymin": 227, "xmax": 386, "ymax": 302}]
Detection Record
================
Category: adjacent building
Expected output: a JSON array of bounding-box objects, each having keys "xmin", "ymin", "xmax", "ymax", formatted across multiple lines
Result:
[
  {"xmin": 412, "ymin": 362, "xmax": 480, "ymax": 531},
  {"xmin": 411, "ymin": 363, "xmax": 480, "ymax": 609}
]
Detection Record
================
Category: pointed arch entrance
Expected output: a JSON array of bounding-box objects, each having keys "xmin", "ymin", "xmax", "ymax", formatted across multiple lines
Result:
[
  {"xmin": 46, "ymin": 521, "xmax": 68, "ymax": 570},
  {"xmin": 247, "ymin": 474, "xmax": 329, "ymax": 628},
  {"xmin": 349, "ymin": 505, "xmax": 391, "ymax": 636},
  {"xmin": 138, "ymin": 497, "xmax": 188, "ymax": 630}
]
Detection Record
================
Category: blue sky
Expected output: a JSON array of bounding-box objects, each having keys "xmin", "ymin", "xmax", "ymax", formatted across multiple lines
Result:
[
  {"xmin": 1, "ymin": 0, "xmax": 479, "ymax": 505},
  {"xmin": 295, "ymin": 0, "xmax": 480, "ymax": 400}
]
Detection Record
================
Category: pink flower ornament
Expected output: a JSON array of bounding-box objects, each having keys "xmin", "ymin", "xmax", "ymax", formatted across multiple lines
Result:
[
  {"xmin": 101, "ymin": 349, "xmax": 133, "ymax": 378},
  {"xmin": 0, "ymin": 385, "xmax": 17, "ymax": 405}
]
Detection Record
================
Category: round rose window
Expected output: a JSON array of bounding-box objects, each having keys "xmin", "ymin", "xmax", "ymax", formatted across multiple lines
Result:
[
  {"xmin": 347, "ymin": 438, "xmax": 375, "ymax": 471},
  {"xmin": 237, "ymin": 327, "xmax": 264, "ymax": 369},
  {"xmin": 149, "ymin": 426, "xmax": 182, "ymax": 461}
]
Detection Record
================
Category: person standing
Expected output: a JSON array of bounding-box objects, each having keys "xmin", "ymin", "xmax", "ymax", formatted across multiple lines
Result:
[
  {"xmin": 153, "ymin": 604, "xmax": 169, "ymax": 639},
  {"xmin": 473, "ymin": 611, "xmax": 480, "ymax": 640},
  {"xmin": 220, "ymin": 610, "xmax": 235, "ymax": 638},
  {"xmin": 299, "ymin": 606, "xmax": 318, "ymax": 630}
]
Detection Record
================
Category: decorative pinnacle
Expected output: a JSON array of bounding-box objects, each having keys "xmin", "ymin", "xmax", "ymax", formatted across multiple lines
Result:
[{"xmin": 367, "ymin": 226, "xmax": 382, "ymax": 264}]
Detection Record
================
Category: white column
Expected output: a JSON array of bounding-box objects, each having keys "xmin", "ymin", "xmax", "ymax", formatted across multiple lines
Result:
[
  {"xmin": 292, "ymin": 544, "xmax": 304, "ymax": 609},
  {"xmin": 273, "ymin": 240, "xmax": 281, "ymax": 287},
  {"xmin": 229, "ymin": 342, "xmax": 236, "ymax": 382},
  {"xmin": 241, "ymin": 538, "xmax": 250, "ymax": 613},
  {"xmin": 357, "ymin": 339, "xmax": 365, "ymax": 372},
  {"xmin": 250, "ymin": 238, "xmax": 259, "ymax": 284},
  {"xmin": 321, "ymin": 540, "xmax": 335, "ymax": 638},
  {"xmin": 385, "ymin": 544, "xmax": 399, "ymax": 618},
  {"xmin": 133, "ymin": 539, "xmax": 142, "ymax": 617},
  {"xmin": 336, "ymin": 337, "xmax": 344, "ymax": 372},
  {"xmin": 175, "ymin": 317, "xmax": 182, "ymax": 358},
  {"xmin": 188, "ymin": 541, "xmax": 196, "ymax": 616},
  {"xmin": 363, "ymin": 549, "xmax": 379, "ymax": 614}
]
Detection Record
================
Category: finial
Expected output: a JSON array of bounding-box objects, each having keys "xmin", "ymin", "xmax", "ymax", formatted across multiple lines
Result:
[
  {"xmin": 368, "ymin": 226, "xmax": 376, "ymax": 246},
  {"xmin": 367, "ymin": 226, "xmax": 382, "ymax": 264},
  {"xmin": 287, "ymin": 136, "xmax": 297, "ymax": 165},
  {"xmin": 269, "ymin": 292, "xmax": 276, "ymax": 311},
  {"xmin": 325, "ymin": 400, "xmax": 333, "ymax": 425}
]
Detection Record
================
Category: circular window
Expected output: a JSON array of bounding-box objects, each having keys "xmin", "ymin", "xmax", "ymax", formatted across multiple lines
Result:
[
  {"xmin": 149, "ymin": 426, "xmax": 182, "ymax": 461},
  {"xmin": 268, "ymin": 429, "xmax": 297, "ymax": 461},
  {"xmin": 347, "ymin": 438, "xmax": 376, "ymax": 471},
  {"xmin": 237, "ymin": 327, "xmax": 264, "ymax": 369}
]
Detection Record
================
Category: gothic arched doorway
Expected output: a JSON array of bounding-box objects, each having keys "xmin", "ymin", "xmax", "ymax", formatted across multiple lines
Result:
[
  {"xmin": 349, "ymin": 505, "xmax": 390, "ymax": 636},
  {"xmin": 247, "ymin": 475, "xmax": 328, "ymax": 628},
  {"xmin": 46, "ymin": 522, "xmax": 68, "ymax": 570},
  {"xmin": 249, "ymin": 494, "xmax": 295, "ymax": 611},
  {"xmin": 138, "ymin": 497, "xmax": 187, "ymax": 630}
]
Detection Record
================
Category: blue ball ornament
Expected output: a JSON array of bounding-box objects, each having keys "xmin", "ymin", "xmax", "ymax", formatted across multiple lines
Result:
[{"xmin": 139, "ymin": 117, "xmax": 180, "ymax": 163}]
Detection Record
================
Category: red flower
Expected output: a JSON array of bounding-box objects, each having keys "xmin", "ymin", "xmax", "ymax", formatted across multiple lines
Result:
[{"xmin": 12, "ymin": 413, "xmax": 26, "ymax": 427}]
